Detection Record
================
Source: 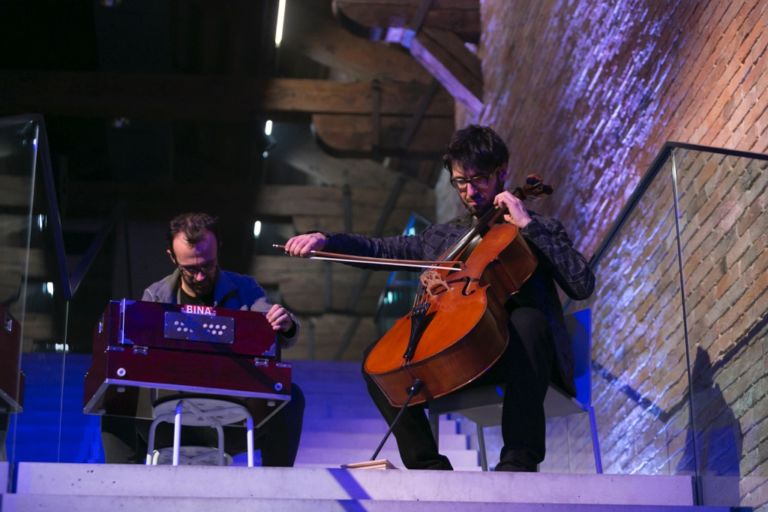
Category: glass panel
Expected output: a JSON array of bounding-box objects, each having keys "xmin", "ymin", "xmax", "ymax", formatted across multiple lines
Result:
[
  {"xmin": 61, "ymin": 221, "xmax": 122, "ymax": 464},
  {"xmin": 550, "ymin": 155, "xmax": 688, "ymax": 474},
  {"xmin": 1, "ymin": 116, "xmax": 117, "ymax": 467},
  {"xmin": 0, "ymin": 117, "xmax": 39, "ymax": 469},
  {"xmin": 573, "ymin": 145, "xmax": 767, "ymax": 507},
  {"xmin": 674, "ymin": 148, "xmax": 768, "ymax": 508}
]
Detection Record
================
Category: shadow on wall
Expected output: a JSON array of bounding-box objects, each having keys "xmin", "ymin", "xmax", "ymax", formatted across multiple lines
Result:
[{"xmin": 677, "ymin": 347, "xmax": 743, "ymax": 504}]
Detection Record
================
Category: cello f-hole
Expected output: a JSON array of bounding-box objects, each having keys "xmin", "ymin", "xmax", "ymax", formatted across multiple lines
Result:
[{"xmin": 459, "ymin": 277, "xmax": 481, "ymax": 296}]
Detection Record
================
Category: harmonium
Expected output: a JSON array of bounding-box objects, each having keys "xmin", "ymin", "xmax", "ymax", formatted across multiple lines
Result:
[
  {"xmin": 83, "ymin": 299, "xmax": 291, "ymax": 427},
  {"xmin": 0, "ymin": 304, "xmax": 24, "ymax": 413}
]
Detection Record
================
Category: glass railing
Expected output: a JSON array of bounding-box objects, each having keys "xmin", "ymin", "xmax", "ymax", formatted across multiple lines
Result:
[
  {"xmin": 0, "ymin": 116, "xmax": 38, "ymax": 469},
  {"xmin": 1, "ymin": 115, "xmax": 119, "ymax": 476},
  {"xmin": 569, "ymin": 143, "xmax": 768, "ymax": 508}
]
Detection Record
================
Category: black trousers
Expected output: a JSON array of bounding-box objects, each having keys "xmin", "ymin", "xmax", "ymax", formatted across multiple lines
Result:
[
  {"xmin": 363, "ymin": 307, "xmax": 554, "ymax": 470},
  {"xmin": 101, "ymin": 384, "xmax": 304, "ymax": 466}
]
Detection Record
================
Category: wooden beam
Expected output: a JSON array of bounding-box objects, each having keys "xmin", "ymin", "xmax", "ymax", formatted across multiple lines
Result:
[
  {"xmin": 60, "ymin": 181, "xmax": 255, "ymax": 218},
  {"xmin": 254, "ymin": 186, "xmax": 347, "ymax": 217},
  {"xmin": 20, "ymin": 312, "xmax": 55, "ymax": 346},
  {"xmin": 250, "ymin": 255, "xmax": 389, "ymax": 315},
  {"xmin": 410, "ymin": 27, "xmax": 482, "ymax": 115},
  {"xmin": 281, "ymin": 135, "xmax": 442, "ymax": 187},
  {"xmin": 0, "ymin": 247, "xmax": 47, "ymax": 280},
  {"xmin": 333, "ymin": 0, "xmax": 480, "ymax": 43},
  {"xmin": 290, "ymin": 206, "xmax": 431, "ymax": 235},
  {"xmin": 0, "ymin": 176, "xmax": 32, "ymax": 208},
  {"xmin": 0, "ymin": 215, "xmax": 31, "ymax": 241},
  {"xmin": 253, "ymin": 185, "xmax": 434, "ymax": 230},
  {"xmin": 312, "ymin": 113, "xmax": 454, "ymax": 157},
  {"xmin": 281, "ymin": 139, "xmax": 400, "ymax": 187},
  {"xmin": 284, "ymin": 313, "xmax": 380, "ymax": 361},
  {"xmin": 292, "ymin": 215, "xmax": 350, "ymax": 234},
  {"xmin": 62, "ymin": 182, "xmax": 433, "ymax": 231},
  {"xmin": 0, "ymin": 71, "xmax": 454, "ymax": 121},
  {"xmin": 284, "ymin": 4, "xmax": 432, "ymax": 84},
  {"xmin": 329, "ymin": 1, "xmax": 482, "ymax": 118}
]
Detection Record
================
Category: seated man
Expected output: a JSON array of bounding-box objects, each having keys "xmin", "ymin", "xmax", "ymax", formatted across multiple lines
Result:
[
  {"xmin": 285, "ymin": 125, "xmax": 594, "ymax": 471},
  {"xmin": 102, "ymin": 212, "xmax": 304, "ymax": 466}
]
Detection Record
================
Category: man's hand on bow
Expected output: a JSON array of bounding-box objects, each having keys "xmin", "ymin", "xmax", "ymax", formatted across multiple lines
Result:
[{"xmin": 284, "ymin": 232, "xmax": 328, "ymax": 257}]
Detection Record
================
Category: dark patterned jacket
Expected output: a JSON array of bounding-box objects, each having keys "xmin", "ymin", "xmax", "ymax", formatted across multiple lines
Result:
[{"xmin": 324, "ymin": 211, "xmax": 595, "ymax": 395}]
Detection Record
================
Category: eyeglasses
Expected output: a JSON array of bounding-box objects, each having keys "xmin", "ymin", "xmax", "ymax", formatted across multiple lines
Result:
[
  {"xmin": 178, "ymin": 260, "xmax": 217, "ymax": 276},
  {"xmin": 450, "ymin": 169, "xmax": 500, "ymax": 190}
]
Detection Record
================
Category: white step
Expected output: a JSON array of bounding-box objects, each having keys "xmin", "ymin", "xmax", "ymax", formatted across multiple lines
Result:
[
  {"xmin": 15, "ymin": 463, "xmax": 698, "ymax": 506},
  {"xmin": 296, "ymin": 381, "xmax": 370, "ymax": 394},
  {"xmin": 291, "ymin": 365, "xmax": 366, "ymax": 387},
  {"xmin": 294, "ymin": 447, "xmax": 479, "ymax": 469},
  {"xmin": 293, "ymin": 360, "xmax": 477, "ymax": 469},
  {"xmin": 300, "ymin": 431, "xmax": 468, "ymax": 451},
  {"xmin": 304, "ymin": 403, "xmax": 383, "ymax": 419},
  {"xmin": 302, "ymin": 392, "xmax": 376, "ymax": 405},
  {"xmin": 302, "ymin": 417, "xmax": 459, "ymax": 434},
  {"xmin": 290, "ymin": 360, "xmax": 361, "ymax": 376},
  {"xmin": 0, "ymin": 461, "xmax": 7, "ymax": 492},
  {"xmin": 0, "ymin": 494, "xmax": 734, "ymax": 512}
]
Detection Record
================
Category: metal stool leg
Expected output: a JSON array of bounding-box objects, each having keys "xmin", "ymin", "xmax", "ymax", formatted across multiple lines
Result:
[
  {"xmin": 244, "ymin": 412, "xmax": 255, "ymax": 467},
  {"xmin": 172, "ymin": 400, "xmax": 184, "ymax": 466},
  {"xmin": 146, "ymin": 417, "xmax": 163, "ymax": 465},
  {"xmin": 149, "ymin": 398, "xmax": 257, "ymax": 466},
  {"xmin": 213, "ymin": 424, "xmax": 225, "ymax": 466}
]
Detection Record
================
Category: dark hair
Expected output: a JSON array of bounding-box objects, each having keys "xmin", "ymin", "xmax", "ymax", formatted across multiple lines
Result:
[
  {"xmin": 442, "ymin": 125, "xmax": 509, "ymax": 175},
  {"xmin": 167, "ymin": 212, "xmax": 220, "ymax": 254}
]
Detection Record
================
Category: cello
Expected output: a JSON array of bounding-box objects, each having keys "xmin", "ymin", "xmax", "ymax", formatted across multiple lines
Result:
[
  {"xmin": 364, "ymin": 176, "xmax": 552, "ymax": 407},
  {"xmin": 277, "ymin": 175, "xmax": 552, "ymax": 408}
]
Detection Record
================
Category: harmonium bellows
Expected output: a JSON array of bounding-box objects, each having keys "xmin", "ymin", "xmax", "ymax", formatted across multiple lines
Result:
[{"xmin": 83, "ymin": 299, "xmax": 291, "ymax": 421}]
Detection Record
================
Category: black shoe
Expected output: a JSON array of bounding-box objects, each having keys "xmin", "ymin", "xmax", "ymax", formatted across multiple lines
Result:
[
  {"xmin": 494, "ymin": 461, "xmax": 537, "ymax": 472},
  {"xmin": 422, "ymin": 459, "xmax": 453, "ymax": 470}
]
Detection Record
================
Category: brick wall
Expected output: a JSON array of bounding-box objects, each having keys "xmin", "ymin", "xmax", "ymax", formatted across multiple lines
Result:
[
  {"xmin": 446, "ymin": 0, "xmax": 768, "ymax": 249},
  {"xmin": 573, "ymin": 150, "xmax": 767, "ymax": 502},
  {"xmin": 443, "ymin": 1, "xmax": 768, "ymax": 506}
]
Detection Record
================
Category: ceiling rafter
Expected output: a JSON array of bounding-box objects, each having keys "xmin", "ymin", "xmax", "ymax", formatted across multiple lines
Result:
[
  {"xmin": 0, "ymin": 71, "xmax": 453, "ymax": 121},
  {"xmin": 333, "ymin": 0, "xmax": 483, "ymax": 115}
]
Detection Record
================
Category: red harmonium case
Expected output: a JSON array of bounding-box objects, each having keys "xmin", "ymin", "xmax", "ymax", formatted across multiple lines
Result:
[
  {"xmin": 84, "ymin": 299, "xmax": 291, "ymax": 418},
  {"xmin": 0, "ymin": 304, "xmax": 24, "ymax": 412}
]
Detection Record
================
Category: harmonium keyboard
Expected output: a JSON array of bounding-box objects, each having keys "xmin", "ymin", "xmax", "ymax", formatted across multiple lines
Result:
[
  {"xmin": 83, "ymin": 299, "xmax": 291, "ymax": 426},
  {"xmin": 0, "ymin": 304, "xmax": 24, "ymax": 413}
]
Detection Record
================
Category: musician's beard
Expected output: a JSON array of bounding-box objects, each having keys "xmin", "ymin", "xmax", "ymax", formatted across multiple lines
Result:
[
  {"xmin": 462, "ymin": 193, "xmax": 494, "ymax": 217},
  {"xmin": 182, "ymin": 268, "xmax": 219, "ymax": 297}
]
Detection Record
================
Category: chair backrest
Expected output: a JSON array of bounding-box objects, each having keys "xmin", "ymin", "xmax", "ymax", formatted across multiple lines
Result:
[{"xmin": 563, "ymin": 308, "xmax": 592, "ymax": 406}]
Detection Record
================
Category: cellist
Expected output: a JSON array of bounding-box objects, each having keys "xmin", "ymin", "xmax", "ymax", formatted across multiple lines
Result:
[{"xmin": 284, "ymin": 125, "xmax": 595, "ymax": 471}]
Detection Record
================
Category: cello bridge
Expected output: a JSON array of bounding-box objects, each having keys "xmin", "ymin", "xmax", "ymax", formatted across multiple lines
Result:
[{"xmin": 420, "ymin": 270, "xmax": 450, "ymax": 297}]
